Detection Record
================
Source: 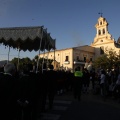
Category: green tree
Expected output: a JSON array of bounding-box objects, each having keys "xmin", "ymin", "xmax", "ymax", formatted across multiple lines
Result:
[
  {"xmin": 11, "ymin": 57, "xmax": 32, "ymax": 71},
  {"xmin": 11, "ymin": 55, "xmax": 54, "ymax": 71},
  {"xmin": 93, "ymin": 49, "xmax": 120, "ymax": 70}
]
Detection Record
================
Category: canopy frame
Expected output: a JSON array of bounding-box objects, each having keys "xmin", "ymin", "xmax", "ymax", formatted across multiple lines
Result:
[{"xmin": 0, "ymin": 26, "xmax": 56, "ymax": 71}]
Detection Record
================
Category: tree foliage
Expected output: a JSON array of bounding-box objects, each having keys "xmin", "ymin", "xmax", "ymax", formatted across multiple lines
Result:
[
  {"xmin": 11, "ymin": 56, "xmax": 54, "ymax": 71},
  {"xmin": 93, "ymin": 49, "xmax": 120, "ymax": 70}
]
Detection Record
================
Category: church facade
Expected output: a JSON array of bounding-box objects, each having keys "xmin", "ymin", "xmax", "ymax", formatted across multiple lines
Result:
[{"xmin": 39, "ymin": 16, "xmax": 120, "ymax": 72}]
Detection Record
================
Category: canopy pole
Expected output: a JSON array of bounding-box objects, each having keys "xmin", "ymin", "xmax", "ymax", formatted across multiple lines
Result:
[
  {"xmin": 7, "ymin": 46, "xmax": 10, "ymax": 63},
  {"xmin": 42, "ymin": 35, "xmax": 47, "ymax": 72},
  {"xmin": 47, "ymin": 45, "xmax": 50, "ymax": 69},
  {"xmin": 36, "ymin": 27, "xmax": 43, "ymax": 73},
  {"xmin": 43, "ymin": 50, "xmax": 45, "ymax": 63},
  {"xmin": 54, "ymin": 39, "xmax": 56, "ymax": 69},
  {"xmin": 42, "ymin": 48, "xmax": 45, "ymax": 73},
  {"xmin": 42, "ymin": 39, "xmax": 46, "ymax": 65},
  {"xmin": 17, "ymin": 48, "xmax": 20, "ymax": 71}
]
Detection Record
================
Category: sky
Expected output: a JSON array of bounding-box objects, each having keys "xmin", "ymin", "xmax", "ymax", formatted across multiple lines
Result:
[{"xmin": 0, "ymin": 0, "xmax": 120, "ymax": 61}]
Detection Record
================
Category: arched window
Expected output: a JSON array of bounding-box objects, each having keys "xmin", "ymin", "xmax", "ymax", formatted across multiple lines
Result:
[
  {"xmin": 103, "ymin": 29, "xmax": 105, "ymax": 34},
  {"xmin": 98, "ymin": 30, "xmax": 101, "ymax": 35}
]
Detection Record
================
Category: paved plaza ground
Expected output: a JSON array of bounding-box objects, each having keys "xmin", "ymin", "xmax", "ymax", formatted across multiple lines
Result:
[{"xmin": 38, "ymin": 88, "xmax": 120, "ymax": 120}]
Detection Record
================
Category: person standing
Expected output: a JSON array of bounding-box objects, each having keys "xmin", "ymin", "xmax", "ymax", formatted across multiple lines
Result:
[
  {"xmin": 46, "ymin": 65, "xmax": 57, "ymax": 109},
  {"xmin": 73, "ymin": 66, "xmax": 83, "ymax": 100},
  {"xmin": 0, "ymin": 63, "xmax": 17, "ymax": 120},
  {"xmin": 82, "ymin": 68, "xmax": 90, "ymax": 94},
  {"xmin": 100, "ymin": 70, "xmax": 107, "ymax": 100},
  {"xmin": 16, "ymin": 63, "xmax": 40, "ymax": 120}
]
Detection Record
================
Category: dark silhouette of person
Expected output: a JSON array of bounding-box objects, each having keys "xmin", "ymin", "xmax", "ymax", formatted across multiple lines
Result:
[
  {"xmin": 83, "ymin": 68, "xmax": 90, "ymax": 94},
  {"xmin": 73, "ymin": 66, "xmax": 83, "ymax": 100},
  {"xmin": 42, "ymin": 64, "xmax": 57, "ymax": 110},
  {"xmin": 16, "ymin": 63, "xmax": 40, "ymax": 120},
  {"xmin": 89, "ymin": 70, "xmax": 96, "ymax": 90},
  {"xmin": 0, "ymin": 66, "xmax": 4, "ymax": 80},
  {"xmin": 0, "ymin": 63, "xmax": 17, "ymax": 120},
  {"xmin": 38, "ymin": 66, "xmax": 49, "ymax": 112},
  {"xmin": 47, "ymin": 65, "xmax": 57, "ymax": 109},
  {"xmin": 27, "ymin": 64, "xmax": 40, "ymax": 120}
]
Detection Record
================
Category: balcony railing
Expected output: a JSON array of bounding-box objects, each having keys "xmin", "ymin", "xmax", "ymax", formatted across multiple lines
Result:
[
  {"xmin": 74, "ymin": 60, "xmax": 85, "ymax": 65},
  {"xmin": 64, "ymin": 61, "xmax": 70, "ymax": 64}
]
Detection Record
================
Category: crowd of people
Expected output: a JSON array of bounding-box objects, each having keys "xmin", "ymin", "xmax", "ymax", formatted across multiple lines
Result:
[
  {"xmin": 0, "ymin": 63, "xmax": 73, "ymax": 120},
  {"xmin": 71, "ymin": 66, "xmax": 120, "ymax": 102},
  {"xmin": 0, "ymin": 62, "xmax": 120, "ymax": 120}
]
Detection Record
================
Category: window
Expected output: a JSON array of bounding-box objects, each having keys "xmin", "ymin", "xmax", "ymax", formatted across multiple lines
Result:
[
  {"xmin": 84, "ymin": 57, "xmax": 86, "ymax": 62},
  {"xmin": 90, "ymin": 58, "xmax": 92, "ymax": 61},
  {"xmin": 100, "ymin": 46, "xmax": 104, "ymax": 54},
  {"xmin": 98, "ymin": 30, "xmax": 101, "ymax": 35},
  {"xmin": 103, "ymin": 29, "xmax": 105, "ymax": 34},
  {"xmin": 76, "ymin": 56, "xmax": 79, "ymax": 61},
  {"xmin": 65, "ymin": 56, "xmax": 69, "ymax": 61}
]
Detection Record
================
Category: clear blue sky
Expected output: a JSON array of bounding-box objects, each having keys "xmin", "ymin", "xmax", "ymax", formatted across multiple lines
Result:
[{"xmin": 0, "ymin": 0, "xmax": 120, "ymax": 60}]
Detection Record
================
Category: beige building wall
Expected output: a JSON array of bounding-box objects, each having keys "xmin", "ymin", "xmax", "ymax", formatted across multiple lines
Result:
[
  {"xmin": 39, "ymin": 48, "xmax": 73, "ymax": 70},
  {"xmin": 73, "ymin": 46, "xmax": 95, "ymax": 61},
  {"xmin": 39, "ymin": 46, "xmax": 95, "ymax": 71}
]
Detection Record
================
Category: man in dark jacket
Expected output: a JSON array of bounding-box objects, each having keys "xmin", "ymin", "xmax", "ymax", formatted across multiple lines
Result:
[
  {"xmin": 0, "ymin": 63, "xmax": 17, "ymax": 120},
  {"xmin": 45, "ymin": 65, "xmax": 57, "ymax": 110},
  {"xmin": 73, "ymin": 66, "xmax": 83, "ymax": 100},
  {"xmin": 16, "ymin": 63, "xmax": 40, "ymax": 120}
]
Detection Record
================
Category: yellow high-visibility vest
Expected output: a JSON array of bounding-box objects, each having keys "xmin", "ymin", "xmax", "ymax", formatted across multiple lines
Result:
[{"xmin": 74, "ymin": 71, "xmax": 83, "ymax": 77}]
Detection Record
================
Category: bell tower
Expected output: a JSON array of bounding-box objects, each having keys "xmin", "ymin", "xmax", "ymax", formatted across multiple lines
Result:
[
  {"xmin": 90, "ymin": 15, "xmax": 115, "ymax": 59},
  {"xmin": 91, "ymin": 15, "xmax": 114, "ymax": 46}
]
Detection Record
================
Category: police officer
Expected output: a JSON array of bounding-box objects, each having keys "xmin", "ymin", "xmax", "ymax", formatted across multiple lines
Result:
[{"xmin": 73, "ymin": 66, "xmax": 83, "ymax": 100}]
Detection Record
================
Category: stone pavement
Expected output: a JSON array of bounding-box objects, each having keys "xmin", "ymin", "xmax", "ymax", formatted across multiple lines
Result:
[{"xmin": 37, "ymin": 89, "xmax": 120, "ymax": 120}]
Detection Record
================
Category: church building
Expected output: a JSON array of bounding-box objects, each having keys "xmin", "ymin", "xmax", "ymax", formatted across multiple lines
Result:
[{"xmin": 39, "ymin": 16, "xmax": 120, "ymax": 72}]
